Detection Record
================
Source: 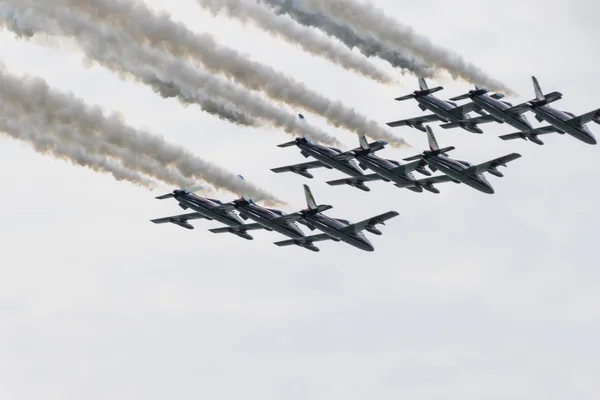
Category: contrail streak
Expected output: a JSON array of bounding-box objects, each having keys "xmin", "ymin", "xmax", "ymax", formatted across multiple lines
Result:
[
  {"xmin": 288, "ymin": 0, "xmax": 515, "ymax": 94},
  {"xmin": 0, "ymin": 106, "xmax": 158, "ymax": 188},
  {"xmin": 196, "ymin": 0, "xmax": 394, "ymax": 84},
  {"xmin": 2, "ymin": 99, "xmax": 196, "ymax": 189},
  {"xmin": 1, "ymin": 3, "xmax": 340, "ymax": 146},
  {"xmin": 0, "ymin": 65, "xmax": 280, "ymax": 202},
  {"xmin": 257, "ymin": 0, "xmax": 436, "ymax": 78},
  {"xmin": 37, "ymin": 0, "xmax": 407, "ymax": 146}
]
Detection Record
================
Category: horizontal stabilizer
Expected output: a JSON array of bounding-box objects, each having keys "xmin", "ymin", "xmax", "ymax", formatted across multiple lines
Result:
[
  {"xmin": 277, "ymin": 140, "xmax": 298, "ymax": 148},
  {"xmin": 394, "ymin": 93, "xmax": 415, "ymax": 101},
  {"xmin": 449, "ymin": 93, "xmax": 472, "ymax": 101},
  {"xmin": 155, "ymin": 193, "xmax": 175, "ymax": 200}
]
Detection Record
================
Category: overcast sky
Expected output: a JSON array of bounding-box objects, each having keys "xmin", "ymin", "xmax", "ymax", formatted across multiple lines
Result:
[{"xmin": 0, "ymin": 1, "xmax": 599, "ymax": 399}]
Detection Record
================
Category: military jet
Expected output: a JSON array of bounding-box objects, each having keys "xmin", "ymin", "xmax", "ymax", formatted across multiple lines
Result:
[
  {"xmin": 499, "ymin": 77, "xmax": 600, "ymax": 145},
  {"xmin": 150, "ymin": 188, "xmax": 262, "ymax": 240},
  {"xmin": 325, "ymin": 135, "xmax": 450, "ymax": 194},
  {"xmin": 274, "ymin": 185, "xmax": 399, "ymax": 252},
  {"xmin": 447, "ymin": 86, "xmax": 545, "ymax": 138},
  {"xmin": 271, "ymin": 115, "xmax": 366, "ymax": 183},
  {"xmin": 403, "ymin": 127, "xmax": 522, "ymax": 194},
  {"xmin": 387, "ymin": 78, "xmax": 494, "ymax": 134}
]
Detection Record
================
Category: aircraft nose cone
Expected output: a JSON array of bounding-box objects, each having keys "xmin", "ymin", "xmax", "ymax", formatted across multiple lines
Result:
[{"xmin": 586, "ymin": 134, "xmax": 597, "ymax": 145}]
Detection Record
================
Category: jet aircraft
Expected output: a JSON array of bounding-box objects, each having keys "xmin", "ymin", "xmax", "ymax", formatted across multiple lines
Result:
[
  {"xmin": 447, "ymin": 86, "xmax": 545, "ymax": 140},
  {"xmin": 499, "ymin": 77, "xmax": 600, "ymax": 145},
  {"xmin": 325, "ymin": 135, "xmax": 450, "ymax": 194},
  {"xmin": 387, "ymin": 78, "xmax": 494, "ymax": 134},
  {"xmin": 403, "ymin": 127, "xmax": 522, "ymax": 194},
  {"xmin": 150, "ymin": 188, "xmax": 262, "ymax": 240},
  {"xmin": 274, "ymin": 185, "xmax": 399, "ymax": 252},
  {"xmin": 271, "ymin": 115, "xmax": 367, "ymax": 183}
]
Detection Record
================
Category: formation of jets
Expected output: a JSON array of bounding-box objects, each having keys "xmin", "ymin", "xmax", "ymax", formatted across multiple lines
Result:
[{"xmin": 151, "ymin": 76, "xmax": 598, "ymax": 252}]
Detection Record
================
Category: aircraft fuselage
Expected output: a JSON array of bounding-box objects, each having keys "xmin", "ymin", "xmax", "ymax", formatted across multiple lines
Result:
[
  {"xmin": 471, "ymin": 95, "xmax": 533, "ymax": 132},
  {"xmin": 235, "ymin": 202, "xmax": 305, "ymax": 239},
  {"xmin": 416, "ymin": 95, "xmax": 483, "ymax": 134},
  {"xmin": 305, "ymin": 214, "xmax": 374, "ymax": 252},
  {"xmin": 426, "ymin": 156, "xmax": 495, "ymax": 194},
  {"xmin": 297, "ymin": 142, "xmax": 365, "ymax": 177},
  {"xmin": 174, "ymin": 192, "xmax": 244, "ymax": 227},
  {"xmin": 534, "ymin": 105, "xmax": 597, "ymax": 145},
  {"xmin": 356, "ymin": 153, "xmax": 421, "ymax": 191}
]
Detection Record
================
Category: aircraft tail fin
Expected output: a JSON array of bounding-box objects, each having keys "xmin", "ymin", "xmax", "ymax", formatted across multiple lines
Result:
[
  {"xmin": 359, "ymin": 134, "xmax": 370, "ymax": 150},
  {"xmin": 532, "ymin": 76, "xmax": 545, "ymax": 101},
  {"xmin": 418, "ymin": 77, "xmax": 429, "ymax": 91},
  {"xmin": 303, "ymin": 184, "xmax": 317, "ymax": 210},
  {"xmin": 426, "ymin": 126, "xmax": 440, "ymax": 151}
]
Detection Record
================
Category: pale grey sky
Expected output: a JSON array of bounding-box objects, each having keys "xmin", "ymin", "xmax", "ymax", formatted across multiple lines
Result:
[{"xmin": 0, "ymin": 1, "xmax": 599, "ymax": 399}]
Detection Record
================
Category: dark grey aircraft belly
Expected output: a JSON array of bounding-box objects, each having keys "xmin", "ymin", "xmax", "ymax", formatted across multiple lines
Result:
[
  {"xmin": 362, "ymin": 160, "xmax": 412, "ymax": 186},
  {"xmin": 419, "ymin": 99, "xmax": 454, "ymax": 121},
  {"xmin": 307, "ymin": 217, "xmax": 373, "ymax": 251},
  {"xmin": 428, "ymin": 161, "xmax": 493, "ymax": 194},
  {"xmin": 238, "ymin": 209, "xmax": 303, "ymax": 239},
  {"xmin": 474, "ymin": 99, "xmax": 530, "ymax": 131},
  {"xmin": 300, "ymin": 145, "xmax": 363, "ymax": 177},
  {"xmin": 537, "ymin": 111, "xmax": 595, "ymax": 144},
  {"xmin": 178, "ymin": 198, "xmax": 242, "ymax": 227}
]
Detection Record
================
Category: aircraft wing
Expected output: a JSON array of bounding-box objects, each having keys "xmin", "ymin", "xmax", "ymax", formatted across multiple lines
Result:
[
  {"xmin": 326, "ymin": 173, "xmax": 384, "ymax": 191},
  {"xmin": 505, "ymin": 102, "xmax": 532, "ymax": 115},
  {"xmin": 209, "ymin": 223, "xmax": 265, "ymax": 233},
  {"xmin": 151, "ymin": 212, "xmax": 210, "ymax": 224},
  {"xmin": 271, "ymin": 160, "xmax": 327, "ymax": 178},
  {"xmin": 448, "ymin": 102, "xmax": 477, "ymax": 117},
  {"xmin": 416, "ymin": 175, "xmax": 457, "ymax": 185},
  {"xmin": 499, "ymin": 126, "xmax": 558, "ymax": 142},
  {"xmin": 566, "ymin": 108, "xmax": 600, "ymax": 127},
  {"xmin": 340, "ymin": 211, "xmax": 399, "ymax": 235},
  {"xmin": 386, "ymin": 114, "xmax": 443, "ymax": 128},
  {"xmin": 440, "ymin": 114, "xmax": 497, "ymax": 129},
  {"xmin": 388, "ymin": 159, "xmax": 428, "ymax": 176},
  {"xmin": 272, "ymin": 213, "xmax": 305, "ymax": 224},
  {"xmin": 464, "ymin": 153, "xmax": 522, "ymax": 176},
  {"xmin": 273, "ymin": 233, "xmax": 333, "ymax": 251}
]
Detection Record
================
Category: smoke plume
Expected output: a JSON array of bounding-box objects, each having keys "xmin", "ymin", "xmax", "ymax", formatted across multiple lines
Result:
[
  {"xmin": 196, "ymin": 0, "xmax": 394, "ymax": 84},
  {"xmin": 285, "ymin": 0, "xmax": 515, "ymax": 94}
]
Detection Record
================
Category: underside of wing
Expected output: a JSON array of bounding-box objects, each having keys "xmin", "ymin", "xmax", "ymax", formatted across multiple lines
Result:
[
  {"xmin": 499, "ymin": 126, "xmax": 558, "ymax": 144},
  {"xmin": 466, "ymin": 153, "xmax": 522, "ymax": 176},
  {"xmin": 271, "ymin": 160, "xmax": 325, "ymax": 179},
  {"xmin": 448, "ymin": 102, "xmax": 477, "ymax": 117},
  {"xmin": 566, "ymin": 108, "xmax": 600, "ymax": 127},
  {"xmin": 326, "ymin": 173, "xmax": 383, "ymax": 192},
  {"xmin": 505, "ymin": 102, "xmax": 532, "ymax": 115},
  {"xmin": 340, "ymin": 211, "xmax": 399, "ymax": 235},
  {"xmin": 151, "ymin": 212, "xmax": 209, "ymax": 229},
  {"xmin": 386, "ymin": 114, "xmax": 442, "ymax": 128}
]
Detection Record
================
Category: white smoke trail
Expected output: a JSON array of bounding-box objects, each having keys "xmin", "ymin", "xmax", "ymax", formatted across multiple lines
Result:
[
  {"xmin": 36, "ymin": 0, "xmax": 407, "ymax": 146},
  {"xmin": 196, "ymin": 0, "xmax": 394, "ymax": 84},
  {"xmin": 291, "ymin": 0, "xmax": 515, "ymax": 94},
  {"xmin": 257, "ymin": 0, "xmax": 436, "ymax": 78},
  {"xmin": 0, "ymin": 66, "xmax": 280, "ymax": 202},
  {"xmin": 0, "ymin": 105, "xmax": 158, "ymax": 188},
  {"xmin": 2, "ymin": 99, "xmax": 197, "ymax": 189},
  {"xmin": 1, "ymin": 3, "xmax": 340, "ymax": 146}
]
